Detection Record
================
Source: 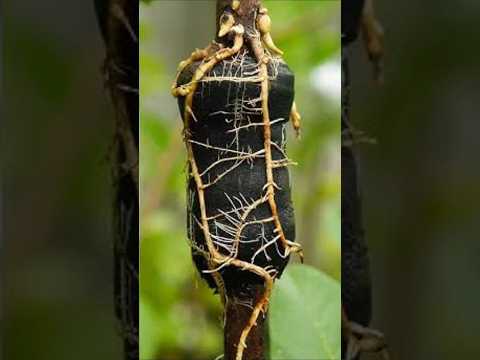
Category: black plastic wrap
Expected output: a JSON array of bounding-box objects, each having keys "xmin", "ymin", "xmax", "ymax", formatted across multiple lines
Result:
[{"xmin": 177, "ymin": 53, "xmax": 295, "ymax": 296}]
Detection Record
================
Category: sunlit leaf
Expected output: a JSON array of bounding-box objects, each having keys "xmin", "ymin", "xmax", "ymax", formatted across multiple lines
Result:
[{"xmin": 270, "ymin": 264, "xmax": 341, "ymax": 360}]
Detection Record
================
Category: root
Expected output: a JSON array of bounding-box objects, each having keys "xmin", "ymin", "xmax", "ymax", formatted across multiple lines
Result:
[
  {"xmin": 232, "ymin": 259, "xmax": 275, "ymax": 360},
  {"xmin": 249, "ymin": 35, "xmax": 303, "ymax": 262},
  {"xmin": 257, "ymin": 7, "xmax": 284, "ymax": 56},
  {"xmin": 172, "ymin": 46, "xmax": 210, "ymax": 97},
  {"xmin": 361, "ymin": 0, "xmax": 384, "ymax": 83},
  {"xmin": 290, "ymin": 101, "xmax": 301, "ymax": 138},
  {"xmin": 342, "ymin": 307, "xmax": 390, "ymax": 360}
]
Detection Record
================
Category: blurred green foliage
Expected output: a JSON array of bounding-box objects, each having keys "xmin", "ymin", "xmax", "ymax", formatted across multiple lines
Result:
[
  {"xmin": 270, "ymin": 265, "xmax": 340, "ymax": 360},
  {"xmin": 140, "ymin": 1, "xmax": 340, "ymax": 359}
]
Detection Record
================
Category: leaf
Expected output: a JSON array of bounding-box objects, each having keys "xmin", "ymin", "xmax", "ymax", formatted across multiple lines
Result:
[{"xmin": 269, "ymin": 264, "xmax": 341, "ymax": 360}]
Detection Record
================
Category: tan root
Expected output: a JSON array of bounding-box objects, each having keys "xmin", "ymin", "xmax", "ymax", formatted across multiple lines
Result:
[
  {"xmin": 290, "ymin": 101, "xmax": 302, "ymax": 138},
  {"xmin": 361, "ymin": 0, "xmax": 385, "ymax": 83},
  {"xmin": 342, "ymin": 307, "xmax": 390, "ymax": 360},
  {"xmin": 257, "ymin": 8, "xmax": 284, "ymax": 56}
]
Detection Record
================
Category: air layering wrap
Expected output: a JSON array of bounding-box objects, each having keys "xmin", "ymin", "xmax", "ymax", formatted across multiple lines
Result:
[{"xmin": 177, "ymin": 53, "xmax": 296, "ymax": 294}]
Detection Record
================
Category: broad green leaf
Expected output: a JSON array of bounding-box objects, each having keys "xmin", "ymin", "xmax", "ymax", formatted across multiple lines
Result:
[{"xmin": 269, "ymin": 264, "xmax": 340, "ymax": 360}]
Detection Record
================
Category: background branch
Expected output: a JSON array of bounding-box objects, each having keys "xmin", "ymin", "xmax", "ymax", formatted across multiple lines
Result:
[{"xmin": 95, "ymin": 1, "xmax": 139, "ymax": 359}]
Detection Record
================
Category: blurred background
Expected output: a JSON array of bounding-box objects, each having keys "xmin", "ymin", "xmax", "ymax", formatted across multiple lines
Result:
[
  {"xmin": 3, "ymin": 1, "xmax": 122, "ymax": 359},
  {"xmin": 4, "ymin": 1, "xmax": 480, "ymax": 359},
  {"xmin": 139, "ymin": 1, "xmax": 340, "ymax": 359},
  {"xmin": 348, "ymin": 1, "xmax": 480, "ymax": 359}
]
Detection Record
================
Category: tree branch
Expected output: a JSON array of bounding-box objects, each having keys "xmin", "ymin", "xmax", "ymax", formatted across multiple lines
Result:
[
  {"xmin": 95, "ymin": 1, "xmax": 139, "ymax": 359},
  {"xmin": 224, "ymin": 285, "xmax": 269, "ymax": 360}
]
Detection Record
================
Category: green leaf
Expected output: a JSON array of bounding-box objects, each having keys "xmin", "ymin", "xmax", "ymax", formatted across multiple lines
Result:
[{"xmin": 269, "ymin": 264, "xmax": 341, "ymax": 360}]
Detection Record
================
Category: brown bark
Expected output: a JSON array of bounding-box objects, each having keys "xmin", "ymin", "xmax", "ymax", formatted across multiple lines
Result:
[
  {"xmin": 216, "ymin": 0, "xmax": 261, "ymax": 43},
  {"xmin": 224, "ymin": 286, "xmax": 269, "ymax": 360}
]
